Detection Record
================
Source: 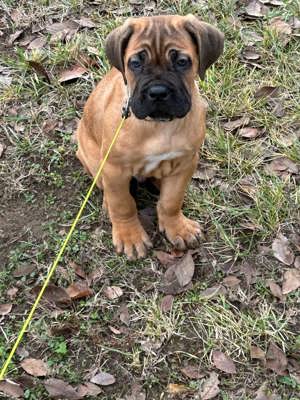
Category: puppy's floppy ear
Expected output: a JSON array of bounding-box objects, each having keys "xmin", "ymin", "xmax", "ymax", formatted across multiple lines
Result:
[
  {"xmin": 105, "ymin": 20, "xmax": 134, "ymax": 77},
  {"xmin": 184, "ymin": 15, "xmax": 224, "ymax": 80}
]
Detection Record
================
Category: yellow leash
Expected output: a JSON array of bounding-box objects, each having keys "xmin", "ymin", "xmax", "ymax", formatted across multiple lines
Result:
[{"xmin": 0, "ymin": 116, "xmax": 126, "ymax": 380}]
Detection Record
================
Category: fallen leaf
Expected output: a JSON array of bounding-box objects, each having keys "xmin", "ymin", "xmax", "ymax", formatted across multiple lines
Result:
[
  {"xmin": 265, "ymin": 157, "xmax": 299, "ymax": 177},
  {"xmin": 77, "ymin": 383, "xmax": 102, "ymax": 396},
  {"xmin": 254, "ymin": 86, "xmax": 280, "ymax": 99},
  {"xmin": 119, "ymin": 304, "xmax": 130, "ymax": 325},
  {"xmin": 87, "ymin": 267, "xmax": 104, "ymax": 285},
  {"xmin": 0, "ymin": 380, "xmax": 24, "ymax": 398},
  {"xmin": 90, "ymin": 372, "xmax": 116, "ymax": 386},
  {"xmin": 7, "ymin": 287, "xmax": 19, "ymax": 299},
  {"xmin": 31, "ymin": 284, "xmax": 71, "ymax": 307},
  {"xmin": 239, "ymin": 177, "xmax": 257, "ymax": 198},
  {"xmin": 125, "ymin": 383, "xmax": 146, "ymax": 400},
  {"xmin": 222, "ymin": 276, "xmax": 241, "ymax": 288},
  {"xmin": 104, "ymin": 286, "xmax": 123, "ymax": 300},
  {"xmin": 167, "ymin": 383, "xmax": 190, "ymax": 394},
  {"xmin": 69, "ymin": 261, "xmax": 86, "ymax": 279},
  {"xmin": 20, "ymin": 358, "xmax": 48, "ymax": 377},
  {"xmin": 244, "ymin": 0, "xmax": 269, "ymax": 18},
  {"xmin": 272, "ymin": 233, "xmax": 295, "ymax": 265},
  {"xmin": 66, "ymin": 281, "xmax": 93, "ymax": 299},
  {"xmin": 46, "ymin": 20, "xmax": 79, "ymax": 42},
  {"xmin": 160, "ymin": 253, "xmax": 195, "ymax": 295},
  {"xmin": 294, "ymin": 256, "xmax": 300, "ymax": 269},
  {"xmin": 254, "ymin": 382, "xmax": 278, "ymax": 400},
  {"xmin": 242, "ymin": 45, "xmax": 261, "ymax": 60},
  {"xmin": 200, "ymin": 372, "xmax": 220, "ymax": 400},
  {"xmin": 290, "ymin": 233, "xmax": 300, "ymax": 251},
  {"xmin": 58, "ymin": 65, "xmax": 87, "ymax": 84},
  {"xmin": 241, "ymin": 262, "xmax": 257, "ymax": 285},
  {"xmin": 27, "ymin": 36, "xmax": 47, "ymax": 50},
  {"xmin": 250, "ymin": 345, "xmax": 266, "ymax": 360},
  {"xmin": 282, "ymin": 269, "xmax": 300, "ymax": 294},
  {"xmin": 43, "ymin": 119, "xmax": 58, "ymax": 134},
  {"xmin": 8, "ymin": 30, "xmax": 23, "ymax": 45},
  {"xmin": 181, "ymin": 365, "xmax": 205, "ymax": 379},
  {"xmin": 109, "ymin": 326, "xmax": 122, "ymax": 335},
  {"xmin": 154, "ymin": 250, "xmax": 176, "ymax": 265},
  {"xmin": 270, "ymin": 17, "xmax": 292, "ymax": 34},
  {"xmin": 0, "ymin": 303, "xmax": 12, "ymax": 315},
  {"xmin": 266, "ymin": 342, "xmax": 288, "ymax": 375},
  {"xmin": 199, "ymin": 285, "xmax": 226, "ymax": 299},
  {"xmin": 44, "ymin": 378, "xmax": 82, "ymax": 400},
  {"xmin": 0, "ymin": 143, "xmax": 5, "ymax": 158},
  {"xmin": 13, "ymin": 264, "xmax": 35, "ymax": 277},
  {"xmin": 193, "ymin": 164, "xmax": 217, "ymax": 180},
  {"xmin": 212, "ymin": 350, "xmax": 236, "ymax": 374},
  {"xmin": 290, "ymin": 16, "xmax": 300, "ymax": 29},
  {"xmin": 28, "ymin": 60, "xmax": 50, "ymax": 83},
  {"xmin": 268, "ymin": 280, "xmax": 283, "ymax": 300},
  {"xmin": 160, "ymin": 295, "xmax": 174, "ymax": 312},
  {"xmin": 238, "ymin": 127, "xmax": 260, "ymax": 139},
  {"xmin": 75, "ymin": 17, "xmax": 96, "ymax": 28},
  {"xmin": 241, "ymin": 30, "xmax": 263, "ymax": 44},
  {"xmin": 271, "ymin": 100, "xmax": 285, "ymax": 118},
  {"xmin": 223, "ymin": 116, "xmax": 250, "ymax": 131}
]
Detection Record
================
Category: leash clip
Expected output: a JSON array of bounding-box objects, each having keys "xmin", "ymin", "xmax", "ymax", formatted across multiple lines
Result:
[{"xmin": 122, "ymin": 97, "xmax": 131, "ymax": 119}]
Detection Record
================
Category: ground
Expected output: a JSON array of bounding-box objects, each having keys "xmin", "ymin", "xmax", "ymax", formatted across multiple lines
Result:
[{"xmin": 0, "ymin": 0, "xmax": 300, "ymax": 399}]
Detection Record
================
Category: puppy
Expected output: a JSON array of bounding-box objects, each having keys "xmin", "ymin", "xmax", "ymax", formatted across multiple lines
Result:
[{"xmin": 76, "ymin": 15, "xmax": 224, "ymax": 259}]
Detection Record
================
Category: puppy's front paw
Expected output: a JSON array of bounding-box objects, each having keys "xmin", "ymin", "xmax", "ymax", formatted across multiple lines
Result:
[
  {"xmin": 112, "ymin": 218, "xmax": 152, "ymax": 260},
  {"xmin": 159, "ymin": 213, "xmax": 203, "ymax": 250}
]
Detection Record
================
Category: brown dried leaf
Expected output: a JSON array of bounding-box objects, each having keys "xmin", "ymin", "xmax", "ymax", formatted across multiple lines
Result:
[
  {"xmin": 250, "ymin": 345, "xmax": 266, "ymax": 360},
  {"xmin": 58, "ymin": 65, "xmax": 87, "ymax": 83},
  {"xmin": 272, "ymin": 233, "xmax": 295, "ymax": 265},
  {"xmin": 0, "ymin": 303, "xmax": 12, "ymax": 315},
  {"xmin": 181, "ymin": 365, "xmax": 205, "ymax": 379},
  {"xmin": 13, "ymin": 264, "xmax": 35, "ymax": 277},
  {"xmin": 270, "ymin": 17, "xmax": 292, "ymax": 38},
  {"xmin": 160, "ymin": 253, "xmax": 194, "ymax": 294},
  {"xmin": 125, "ymin": 383, "xmax": 146, "ymax": 400},
  {"xmin": 160, "ymin": 295, "xmax": 174, "ymax": 312},
  {"xmin": 75, "ymin": 17, "xmax": 96, "ymax": 28},
  {"xmin": 265, "ymin": 157, "xmax": 299, "ymax": 177},
  {"xmin": 87, "ymin": 267, "xmax": 104, "ymax": 285},
  {"xmin": 119, "ymin": 304, "xmax": 130, "ymax": 326},
  {"xmin": 0, "ymin": 143, "xmax": 5, "ymax": 158},
  {"xmin": 238, "ymin": 127, "xmax": 260, "ymax": 139},
  {"xmin": 200, "ymin": 372, "xmax": 220, "ymax": 400},
  {"xmin": 8, "ymin": 30, "xmax": 23, "ymax": 45},
  {"xmin": 244, "ymin": 0, "xmax": 269, "ymax": 18},
  {"xmin": 167, "ymin": 383, "xmax": 190, "ymax": 394},
  {"xmin": 199, "ymin": 285, "xmax": 226, "ymax": 299},
  {"xmin": 266, "ymin": 342, "xmax": 288, "ymax": 375},
  {"xmin": 69, "ymin": 261, "xmax": 86, "ymax": 279},
  {"xmin": 66, "ymin": 281, "xmax": 93, "ymax": 299},
  {"xmin": 254, "ymin": 382, "xmax": 279, "ymax": 400},
  {"xmin": 7, "ymin": 287, "xmax": 19, "ymax": 299},
  {"xmin": 282, "ymin": 269, "xmax": 300, "ymax": 294},
  {"xmin": 242, "ymin": 45, "xmax": 261, "ymax": 60},
  {"xmin": 223, "ymin": 276, "xmax": 241, "ymax": 288},
  {"xmin": 223, "ymin": 116, "xmax": 250, "ymax": 131},
  {"xmin": 31, "ymin": 284, "xmax": 71, "ymax": 307},
  {"xmin": 27, "ymin": 36, "xmax": 47, "ymax": 50},
  {"xmin": 212, "ymin": 350, "xmax": 236, "ymax": 374},
  {"xmin": 241, "ymin": 262, "xmax": 257, "ymax": 285},
  {"xmin": 154, "ymin": 250, "xmax": 176, "ymax": 265},
  {"xmin": 254, "ymin": 86, "xmax": 279, "ymax": 99},
  {"xmin": 193, "ymin": 164, "xmax": 217, "ymax": 180},
  {"xmin": 104, "ymin": 286, "xmax": 123, "ymax": 300},
  {"xmin": 20, "ymin": 358, "xmax": 48, "ymax": 377},
  {"xmin": 0, "ymin": 380, "xmax": 24, "ymax": 398},
  {"xmin": 77, "ymin": 383, "xmax": 102, "ymax": 397},
  {"xmin": 294, "ymin": 256, "xmax": 300, "ymax": 269},
  {"xmin": 268, "ymin": 280, "xmax": 283, "ymax": 300},
  {"xmin": 44, "ymin": 378, "xmax": 82, "ymax": 400},
  {"xmin": 90, "ymin": 372, "xmax": 116, "ymax": 386},
  {"xmin": 46, "ymin": 20, "xmax": 79, "ymax": 40},
  {"xmin": 27, "ymin": 60, "xmax": 50, "ymax": 83}
]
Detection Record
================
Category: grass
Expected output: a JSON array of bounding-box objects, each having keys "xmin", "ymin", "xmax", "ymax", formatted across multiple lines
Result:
[{"xmin": 0, "ymin": 0, "xmax": 300, "ymax": 399}]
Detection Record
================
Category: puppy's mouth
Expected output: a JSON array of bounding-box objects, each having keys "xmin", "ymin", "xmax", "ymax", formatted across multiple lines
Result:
[{"xmin": 130, "ymin": 78, "xmax": 191, "ymax": 122}]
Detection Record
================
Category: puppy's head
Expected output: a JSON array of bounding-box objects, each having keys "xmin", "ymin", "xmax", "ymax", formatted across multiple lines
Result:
[{"xmin": 105, "ymin": 15, "xmax": 224, "ymax": 121}]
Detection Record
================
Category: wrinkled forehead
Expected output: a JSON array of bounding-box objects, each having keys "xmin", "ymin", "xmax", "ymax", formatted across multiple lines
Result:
[{"xmin": 125, "ymin": 16, "xmax": 196, "ymax": 61}]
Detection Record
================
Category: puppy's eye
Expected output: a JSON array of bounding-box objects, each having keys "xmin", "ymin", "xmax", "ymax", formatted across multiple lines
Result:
[
  {"xmin": 176, "ymin": 57, "xmax": 190, "ymax": 68},
  {"xmin": 130, "ymin": 59, "xmax": 142, "ymax": 70}
]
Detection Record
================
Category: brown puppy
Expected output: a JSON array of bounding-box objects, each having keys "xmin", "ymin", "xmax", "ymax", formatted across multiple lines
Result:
[{"xmin": 76, "ymin": 15, "xmax": 224, "ymax": 259}]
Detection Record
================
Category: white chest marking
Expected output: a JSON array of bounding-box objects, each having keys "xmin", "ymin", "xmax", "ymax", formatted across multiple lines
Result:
[{"xmin": 144, "ymin": 151, "xmax": 184, "ymax": 174}]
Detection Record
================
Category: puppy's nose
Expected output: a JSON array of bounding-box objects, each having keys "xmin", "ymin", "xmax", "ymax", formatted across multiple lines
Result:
[{"xmin": 147, "ymin": 84, "xmax": 170, "ymax": 101}]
